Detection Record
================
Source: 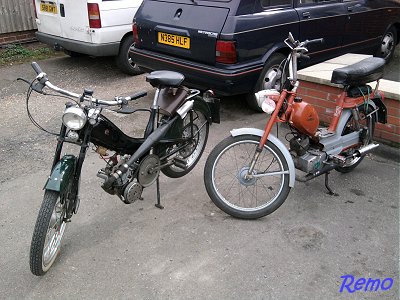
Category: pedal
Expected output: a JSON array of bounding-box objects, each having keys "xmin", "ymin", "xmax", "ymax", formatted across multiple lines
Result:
[
  {"xmin": 331, "ymin": 154, "xmax": 347, "ymax": 166},
  {"xmin": 173, "ymin": 157, "xmax": 188, "ymax": 169}
]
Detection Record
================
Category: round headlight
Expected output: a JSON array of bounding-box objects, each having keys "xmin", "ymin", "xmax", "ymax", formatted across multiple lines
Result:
[{"xmin": 62, "ymin": 106, "xmax": 87, "ymax": 130}]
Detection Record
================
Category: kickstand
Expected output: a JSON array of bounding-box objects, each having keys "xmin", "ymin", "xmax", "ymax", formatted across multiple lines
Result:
[
  {"xmin": 155, "ymin": 177, "xmax": 164, "ymax": 209},
  {"xmin": 325, "ymin": 172, "xmax": 338, "ymax": 196}
]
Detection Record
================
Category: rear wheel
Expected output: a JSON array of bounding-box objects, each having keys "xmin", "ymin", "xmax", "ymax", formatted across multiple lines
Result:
[
  {"xmin": 246, "ymin": 53, "xmax": 286, "ymax": 111},
  {"xmin": 204, "ymin": 135, "xmax": 291, "ymax": 219},
  {"xmin": 161, "ymin": 109, "xmax": 209, "ymax": 178},
  {"xmin": 30, "ymin": 191, "xmax": 68, "ymax": 276},
  {"xmin": 376, "ymin": 26, "xmax": 397, "ymax": 63},
  {"xmin": 116, "ymin": 35, "xmax": 142, "ymax": 75},
  {"xmin": 335, "ymin": 106, "xmax": 375, "ymax": 173}
]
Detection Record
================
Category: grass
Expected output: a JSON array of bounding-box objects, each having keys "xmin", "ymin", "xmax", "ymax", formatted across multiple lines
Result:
[{"xmin": 0, "ymin": 44, "xmax": 60, "ymax": 66}]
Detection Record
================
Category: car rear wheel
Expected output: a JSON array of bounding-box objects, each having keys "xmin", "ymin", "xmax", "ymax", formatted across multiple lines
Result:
[
  {"xmin": 376, "ymin": 26, "xmax": 397, "ymax": 63},
  {"xmin": 246, "ymin": 53, "xmax": 286, "ymax": 111},
  {"xmin": 116, "ymin": 35, "xmax": 143, "ymax": 75}
]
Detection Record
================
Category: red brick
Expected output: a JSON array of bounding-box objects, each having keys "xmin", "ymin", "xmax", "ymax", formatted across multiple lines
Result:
[
  {"xmin": 387, "ymin": 115, "xmax": 400, "ymax": 126},
  {"xmin": 376, "ymin": 123, "xmax": 395, "ymax": 133}
]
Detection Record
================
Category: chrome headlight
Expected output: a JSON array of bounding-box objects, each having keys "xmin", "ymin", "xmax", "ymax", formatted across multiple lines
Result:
[{"xmin": 62, "ymin": 106, "xmax": 87, "ymax": 130}]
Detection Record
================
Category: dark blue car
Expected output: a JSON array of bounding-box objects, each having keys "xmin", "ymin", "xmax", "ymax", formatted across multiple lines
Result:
[{"xmin": 130, "ymin": 0, "xmax": 399, "ymax": 109}]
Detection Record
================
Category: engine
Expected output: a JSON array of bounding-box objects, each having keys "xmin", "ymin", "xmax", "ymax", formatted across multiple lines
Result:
[{"xmin": 289, "ymin": 135, "xmax": 327, "ymax": 174}]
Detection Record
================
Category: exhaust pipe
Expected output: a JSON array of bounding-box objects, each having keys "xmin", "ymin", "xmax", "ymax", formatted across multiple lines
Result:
[{"xmin": 353, "ymin": 143, "xmax": 380, "ymax": 158}]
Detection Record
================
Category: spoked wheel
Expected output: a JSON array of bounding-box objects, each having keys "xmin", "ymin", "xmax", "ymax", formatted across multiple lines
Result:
[
  {"xmin": 204, "ymin": 135, "xmax": 291, "ymax": 219},
  {"xmin": 335, "ymin": 106, "xmax": 375, "ymax": 173},
  {"xmin": 161, "ymin": 109, "xmax": 209, "ymax": 178},
  {"xmin": 30, "ymin": 191, "xmax": 67, "ymax": 276}
]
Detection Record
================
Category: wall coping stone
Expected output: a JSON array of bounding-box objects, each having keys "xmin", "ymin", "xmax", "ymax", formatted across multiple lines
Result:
[{"xmin": 298, "ymin": 54, "xmax": 400, "ymax": 101}]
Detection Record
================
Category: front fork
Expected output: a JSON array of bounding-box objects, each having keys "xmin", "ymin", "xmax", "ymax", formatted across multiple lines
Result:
[
  {"xmin": 47, "ymin": 123, "xmax": 91, "ymax": 219},
  {"xmin": 246, "ymin": 89, "xmax": 291, "ymax": 177}
]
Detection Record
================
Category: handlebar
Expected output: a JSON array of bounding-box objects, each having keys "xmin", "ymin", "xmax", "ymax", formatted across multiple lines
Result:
[
  {"xmin": 32, "ymin": 62, "xmax": 43, "ymax": 75},
  {"xmin": 30, "ymin": 62, "xmax": 147, "ymax": 106},
  {"xmin": 302, "ymin": 38, "xmax": 324, "ymax": 47}
]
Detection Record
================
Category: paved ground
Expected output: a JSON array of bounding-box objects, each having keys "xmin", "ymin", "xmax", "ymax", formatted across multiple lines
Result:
[{"xmin": 0, "ymin": 55, "xmax": 398, "ymax": 299}]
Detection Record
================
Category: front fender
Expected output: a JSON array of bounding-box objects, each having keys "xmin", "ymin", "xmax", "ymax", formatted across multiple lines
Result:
[
  {"xmin": 44, "ymin": 155, "xmax": 77, "ymax": 193},
  {"xmin": 230, "ymin": 128, "xmax": 295, "ymax": 187}
]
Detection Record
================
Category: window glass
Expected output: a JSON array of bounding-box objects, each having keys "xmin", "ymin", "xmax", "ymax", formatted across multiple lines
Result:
[{"xmin": 261, "ymin": 0, "xmax": 292, "ymax": 8}]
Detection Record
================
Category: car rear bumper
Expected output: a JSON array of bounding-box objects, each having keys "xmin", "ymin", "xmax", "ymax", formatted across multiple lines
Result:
[
  {"xmin": 130, "ymin": 47, "xmax": 263, "ymax": 96},
  {"xmin": 36, "ymin": 32, "xmax": 119, "ymax": 57}
]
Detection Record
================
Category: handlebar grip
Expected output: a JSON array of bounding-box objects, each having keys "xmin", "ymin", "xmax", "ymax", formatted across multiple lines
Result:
[
  {"xmin": 31, "ymin": 62, "xmax": 43, "ymax": 75},
  {"xmin": 305, "ymin": 38, "xmax": 324, "ymax": 46},
  {"xmin": 129, "ymin": 91, "xmax": 147, "ymax": 101}
]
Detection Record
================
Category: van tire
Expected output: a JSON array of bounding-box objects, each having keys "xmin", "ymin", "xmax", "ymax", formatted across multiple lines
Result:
[
  {"xmin": 246, "ymin": 53, "xmax": 286, "ymax": 112},
  {"xmin": 116, "ymin": 35, "xmax": 143, "ymax": 75}
]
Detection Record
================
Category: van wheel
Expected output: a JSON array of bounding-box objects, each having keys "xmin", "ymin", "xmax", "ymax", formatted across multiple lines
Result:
[
  {"xmin": 376, "ymin": 26, "xmax": 397, "ymax": 63},
  {"xmin": 116, "ymin": 35, "xmax": 143, "ymax": 75},
  {"xmin": 246, "ymin": 53, "xmax": 286, "ymax": 111}
]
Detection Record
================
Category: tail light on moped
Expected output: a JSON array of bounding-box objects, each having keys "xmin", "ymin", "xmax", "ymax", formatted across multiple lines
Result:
[{"xmin": 255, "ymin": 89, "xmax": 280, "ymax": 114}]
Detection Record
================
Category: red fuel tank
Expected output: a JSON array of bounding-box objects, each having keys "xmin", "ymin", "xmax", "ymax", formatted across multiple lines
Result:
[{"xmin": 289, "ymin": 101, "xmax": 319, "ymax": 136}]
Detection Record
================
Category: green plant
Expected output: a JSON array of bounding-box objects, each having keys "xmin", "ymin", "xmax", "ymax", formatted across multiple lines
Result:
[{"xmin": 0, "ymin": 44, "xmax": 57, "ymax": 66}]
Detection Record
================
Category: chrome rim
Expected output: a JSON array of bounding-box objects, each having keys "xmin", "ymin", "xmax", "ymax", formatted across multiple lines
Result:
[
  {"xmin": 42, "ymin": 196, "xmax": 66, "ymax": 270},
  {"xmin": 212, "ymin": 140, "xmax": 286, "ymax": 211},
  {"xmin": 262, "ymin": 64, "xmax": 282, "ymax": 90},
  {"xmin": 128, "ymin": 43, "xmax": 137, "ymax": 68},
  {"xmin": 380, "ymin": 32, "xmax": 395, "ymax": 60}
]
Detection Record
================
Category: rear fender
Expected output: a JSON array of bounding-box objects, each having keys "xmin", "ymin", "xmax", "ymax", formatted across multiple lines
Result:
[
  {"xmin": 44, "ymin": 155, "xmax": 77, "ymax": 194},
  {"xmin": 193, "ymin": 96, "xmax": 220, "ymax": 124},
  {"xmin": 230, "ymin": 128, "xmax": 295, "ymax": 187}
]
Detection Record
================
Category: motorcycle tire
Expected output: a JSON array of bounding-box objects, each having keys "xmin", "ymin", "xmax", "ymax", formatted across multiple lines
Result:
[
  {"xmin": 161, "ymin": 109, "xmax": 209, "ymax": 178},
  {"xmin": 30, "ymin": 190, "xmax": 68, "ymax": 276},
  {"xmin": 204, "ymin": 134, "xmax": 291, "ymax": 219},
  {"xmin": 335, "ymin": 105, "xmax": 376, "ymax": 173}
]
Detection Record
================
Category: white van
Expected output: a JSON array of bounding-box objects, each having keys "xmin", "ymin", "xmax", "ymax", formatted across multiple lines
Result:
[{"xmin": 33, "ymin": 0, "xmax": 142, "ymax": 75}]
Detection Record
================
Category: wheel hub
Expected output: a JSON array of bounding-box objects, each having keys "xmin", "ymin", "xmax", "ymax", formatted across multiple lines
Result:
[
  {"xmin": 238, "ymin": 167, "xmax": 257, "ymax": 186},
  {"xmin": 138, "ymin": 154, "xmax": 160, "ymax": 187},
  {"xmin": 381, "ymin": 33, "xmax": 394, "ymax": 58}
]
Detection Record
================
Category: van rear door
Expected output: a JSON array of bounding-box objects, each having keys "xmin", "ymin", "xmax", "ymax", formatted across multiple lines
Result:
[
  {"xmin": 35, "ymin": 0, "xmax": 62, "ymax": 37},
  {"xmin": 58, "ymin": 0, "xmax": 92, "ymax": 43},
  {"xmin": 135, "ymin": 0, "xmax": 231, "ymax": 65}
]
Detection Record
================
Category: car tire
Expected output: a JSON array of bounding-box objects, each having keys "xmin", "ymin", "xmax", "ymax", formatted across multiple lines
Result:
[
  {"xmin": 376, "ymin": 25, "xmax": 397, "ymax": 63},
  {"xmin": 116, "ymin": 35, "xmax": 143, "ymax": 75},
  {"xmin": 246, "ymin": 53, "xmax": 286, "ymax": 111}
]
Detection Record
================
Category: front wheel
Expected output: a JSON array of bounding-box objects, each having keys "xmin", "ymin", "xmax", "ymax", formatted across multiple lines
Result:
[
  {"xmin": 161, "ymin": 109, "xmax": 209, "ymax": 178},
  {"xmin": 204, "ymin": 135, "xmax": 291, "ymax": 219},
  {"xmin": 30, "ymin": 191, "xmax": 68, "ymax": 276}
]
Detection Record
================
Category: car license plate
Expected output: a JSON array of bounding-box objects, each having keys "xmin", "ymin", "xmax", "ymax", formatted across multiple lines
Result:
[
  {"xmin": 158, "ymin": 32, "xmax": 190, "ymax": 49},
  {"xmin": 40, "ymin": 2, "xmax": 57, "ymax": 14}
]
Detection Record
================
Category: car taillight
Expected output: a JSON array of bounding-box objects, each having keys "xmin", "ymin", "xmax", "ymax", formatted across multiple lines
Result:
[
  {"xmin": 32, "ymin": 0, "xmax": 37, "ymax": 18},
  {"xmin": 216, "ymin": 40, "xmax": 237, "ymax": 64},
  {"xmin": 132, "ymin": 22, "xmax": 139, "ymax": 45},
  {"xmin": 87, "ymin": 3, "xmax": 101, "ymax": 28}
]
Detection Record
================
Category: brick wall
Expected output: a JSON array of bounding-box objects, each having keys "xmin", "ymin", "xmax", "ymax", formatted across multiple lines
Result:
[
  {"xmin": 297, "ymin": 81, "xmax": 400, "ymax": 146},
  {"xmin": 0, "ymin": 30, "xmax": 37, "ymax": 47}
]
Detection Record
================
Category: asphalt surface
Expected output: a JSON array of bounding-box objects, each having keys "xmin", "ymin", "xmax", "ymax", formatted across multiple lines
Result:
[{"xmin": 0, "ymin": 54, "xmax": 399, "ymax": 299}]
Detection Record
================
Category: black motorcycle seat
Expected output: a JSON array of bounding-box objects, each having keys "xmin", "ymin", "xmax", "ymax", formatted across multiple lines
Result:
[
  {"xmin": 331, "ymin": 57, "xmax": 385, "ymax": 86},
  {"xmin": 146, "ymin": 71, "xmax": 185, "ymax": 88}
]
